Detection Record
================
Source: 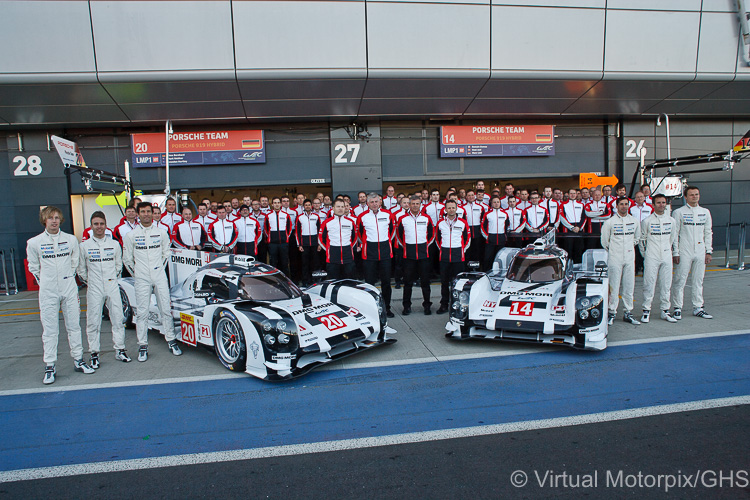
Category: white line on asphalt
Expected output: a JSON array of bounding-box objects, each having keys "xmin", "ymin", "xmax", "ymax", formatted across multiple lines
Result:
[
  {"xmin": 1, "ymin": 395, "xmax": 748, "ymax": 483},
  {"xmin": 1, "ymin": 329, "xmax": 747, "ymax": 397}
]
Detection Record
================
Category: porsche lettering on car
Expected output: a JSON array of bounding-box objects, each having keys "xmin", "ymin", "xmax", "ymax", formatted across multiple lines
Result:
[
  {"xmin": 118, "ymin": 249, "xmax": 396, "ymax": 380},
  {"xmin": 445, "ymin": 232, "xmax": 609, "ymax": 350}
]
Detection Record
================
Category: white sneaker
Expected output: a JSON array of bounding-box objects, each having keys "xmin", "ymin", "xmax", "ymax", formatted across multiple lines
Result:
[
  {"xmin": 90, "ymin": 352, "xmax": 100, "ymax": 369},
  {"xmin": 641, "ymin": 310, "xmax": 650, "ymax": 323},
  {"xmin": 623, "ymin": 312, "xmax": 641, "ymax": 325},
  {"xmin": 607, "ymin": 312, "xmax": 615, "ymax": 326},
  {"xmin": 168, "ymin": 340, "xmax": 183, "ymax": 356},
  {"xmin": 116, "ymin": 350, "xmax": 132, "ymax": 363},
  {"xmin": 138, "ymin": 345, "xmax": 148, "ymax": 362},
  {"xmin": 43, "ymin": 365, "xmax": 56, "ymax": 385},
  {"xmin": 661, "ymin": 310, "xmax": 678, "ymax": 323},
  {"xmin": 74, "ymin": 359, "xmax": 95, "ymax": 374},
  {"xmin": 673, "ymin": 308, "xmax": 682, "ymax": 320},
  {"xmin": 693, "ymin": 308, "xmax": 713, "ymax": 319}
]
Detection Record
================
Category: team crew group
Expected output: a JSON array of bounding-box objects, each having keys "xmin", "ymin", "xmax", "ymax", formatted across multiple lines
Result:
[{"xmin": 27, "ymin": 180, "xmax": 713, "ymax": 385}]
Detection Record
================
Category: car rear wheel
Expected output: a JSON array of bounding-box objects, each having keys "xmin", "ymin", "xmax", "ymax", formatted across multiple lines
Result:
[{"xmin": 213, "ymin": 310, "xmax": 247, "ymax": 372}]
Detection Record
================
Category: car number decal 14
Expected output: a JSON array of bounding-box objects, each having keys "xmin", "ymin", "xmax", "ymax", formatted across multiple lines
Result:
[{"xmin": 509, "ymin": 301, "xmax": 534, "ymax": 316}]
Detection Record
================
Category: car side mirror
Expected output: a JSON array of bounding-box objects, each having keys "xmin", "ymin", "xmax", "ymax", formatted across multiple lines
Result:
[
  {"xmin": 492, "ymin": 261, "xmax": 500, "ymax": 273},
  {"xmin": 594, "ymin": 261, "xmax": 607, "ymax": 273},
  {"xmin": 467, "ymin": 261, "xmax": 480, "ymax": 272}
]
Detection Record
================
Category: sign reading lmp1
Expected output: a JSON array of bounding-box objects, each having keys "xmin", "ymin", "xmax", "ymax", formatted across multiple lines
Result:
[
  {"xmin": 131, "ymin": 130, "xmax": 265, "ymax": 167},
  {"xmin": 440, "ymin": 125, "xmax": 555, "ymax": 157}
]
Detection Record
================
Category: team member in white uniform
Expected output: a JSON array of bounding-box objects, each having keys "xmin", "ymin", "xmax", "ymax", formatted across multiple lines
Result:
[
  {"xmin": 160, "ymin": 197, "xmax": 183, "ymax": 233},
  {"xmin": 123, "ymin": 202, "xmax": 182, "ymax": 361},
  {"xmin": 671, "ymin": 186, "xmax": 713, "ymax": 319},
  {"xmin": 78, "ymin": 211, "xmax": 131, "ymax": 366},
  {"xmin": 601, "ymin": 197, "xmax": 642, "ymax": 325},
  {"xmin": 639, "ymin": 194, "xmax": 678, "ymax": 323},
  {"xmin": 172, "ymin": 207, "xmax": 207, "ymax": 250},
  {"xmin": 396, "ymin": 195, "xmax": 435, "ymax": 315},
  {"xmin": 27, "ymin": 206, "xmax": 94, "ymax": 384}
]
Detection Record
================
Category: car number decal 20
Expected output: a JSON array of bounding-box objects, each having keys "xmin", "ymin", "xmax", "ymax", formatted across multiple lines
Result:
[{"xmin": 180, "ymin": 313, "xmax": 198, "ymax": 346}]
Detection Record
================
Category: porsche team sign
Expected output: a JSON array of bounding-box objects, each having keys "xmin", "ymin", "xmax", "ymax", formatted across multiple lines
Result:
[
  {"xmin": 440, "ymin": 125, "xmax": 555, "ymax": 157},
  {"xmin": 131, "ymin": 130, "xmax": 265, "ymax": 167}
]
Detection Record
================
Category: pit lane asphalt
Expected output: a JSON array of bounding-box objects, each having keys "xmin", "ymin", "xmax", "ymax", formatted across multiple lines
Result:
[{"xmin": 0, "ymin": 261, "xmax": 748, "ymax": 497}]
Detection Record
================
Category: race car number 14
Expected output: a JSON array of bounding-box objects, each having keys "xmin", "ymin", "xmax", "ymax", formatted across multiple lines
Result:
[{"xmin": 509, "ymin": 301, "xmax": 534, "ymax": 316}]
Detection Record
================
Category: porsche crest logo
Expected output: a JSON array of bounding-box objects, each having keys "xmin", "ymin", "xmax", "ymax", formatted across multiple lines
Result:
[
  {"xmin": 343, "ymin": 334, "xmax": 349, "ymax": 339},
  {"xmin": 516, "ymin": 321, "xmax": 522, "ymax": 327}
]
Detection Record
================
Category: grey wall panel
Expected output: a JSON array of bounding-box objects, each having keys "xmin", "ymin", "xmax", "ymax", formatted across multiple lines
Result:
[
  {"xmin": 667, "ymin": 81, "xmax": 730, "ymax": 100},
  {"xmin": 367, "ymin": 3, "xmax": 490, "ymax": 72},
  {"xmin": 119, "ymin": 102, "xmax": 246, "ymax": 122},
  {"xmin": 243, "ymin": 99, "xmax": 361, "ymax": 118},
  {"xmin": 492, "ymin": 0, "xmax": 604, "ymax": 7},
  {"xmin": 466, "ymin": 98, "xmax": 578, "ymax": 115},
  {"xmin": 565, "ymin": 98, "xmax": 662, "ymax": 115},
  {"xmin": 103, "ymin": 81, "xmax": 242, "ymax": 103},
  {"xmin": 363, "ymin": 79, "xmax": 486, "ymax": 99},
  {"xmin": 237, "ymin": 79, "xmax": 366, "ymax": 100},
  {"xmin": 90, "ymin": 1, "xmax": 235, "ymax": 73},
  {"xmin": 643, "ymin": 100, "xmax": 696, "ymax": 115},
  {"xmin": 607, "ymin": 0, "xmax": 701, "ymax": 11},
  {"xmin": 0, "ymin": 1, "xmax": 96, "ymax": 74},
  {"xmin": 233, "ymin": 1, "xmax": 367, "ymax": 72},
  {"xmin": 604, "ymin": 10, "xmax": 700, "ymax": 76},
  {"xmin": 0, "ymin": 105, "xmax": 130, "ymax": 125},
  {"xmin": 330, "ymin": 124, "xmax": 381, "ymax": 196},
  {"xmin": 696, "ymin": 11, "xmax": 740, "ymax": 77},
  {"xmin": 491, "ymin": 6, "xmax": 605, "ymax": 75},
  {"xmin": 359, "ymin": 98, "xmax": 473, "ymax": 116},
  {"xmin": 478, "ymin": 79, "xmax": 598, "ymax": 99},
  {"xmin": 0, "ymin": 84, "xmax": 114, "ymax": 106}
]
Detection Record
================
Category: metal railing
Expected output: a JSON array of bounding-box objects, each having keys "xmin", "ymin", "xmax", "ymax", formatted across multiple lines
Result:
[
  {"xmin": 724, "ymin": 222, "xmax": 747, "ymax": 271},
  {"xmin": 0, "ymin": 248, "xmax": 19, "ymax": 295}
]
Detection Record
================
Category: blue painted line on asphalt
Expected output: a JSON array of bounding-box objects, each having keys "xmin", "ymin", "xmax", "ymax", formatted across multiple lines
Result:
[{"xmin": 1, "ymin": 334, "xmax": 748, "ymax": 472}]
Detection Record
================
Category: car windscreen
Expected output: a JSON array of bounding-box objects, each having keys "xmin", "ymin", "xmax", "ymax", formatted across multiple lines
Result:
[
  {"xmin": 238, "ymin": 273, "xmax": 302, "ymax": 301},
  {"xmin": 506, "ymin": 256, "xmax": 563, "ymax": 283}
]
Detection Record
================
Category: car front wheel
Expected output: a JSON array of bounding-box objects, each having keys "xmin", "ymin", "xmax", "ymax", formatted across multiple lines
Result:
[{"xmin": 213, "ymin": 310, "xmax": 247, "ymax": 372}]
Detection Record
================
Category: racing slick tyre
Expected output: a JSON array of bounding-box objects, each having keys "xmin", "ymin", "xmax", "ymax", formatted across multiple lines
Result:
[
  {"xmin": 120, "ymin": 286, "xmax": 135, "ymax": 329},
  {"xmin": 213, "ymin": 309, "xmax": 248, "ymax": 372}
]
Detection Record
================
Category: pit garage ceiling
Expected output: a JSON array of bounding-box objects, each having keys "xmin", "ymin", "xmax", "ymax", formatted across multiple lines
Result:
[{"xmin": 1, "ymin": 0, "xmax": 749, "ymax": 127}]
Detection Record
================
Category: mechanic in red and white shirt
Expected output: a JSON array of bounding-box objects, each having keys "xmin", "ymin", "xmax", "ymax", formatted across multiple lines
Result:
[
  {"xmin": 481, "ymin": 196, "xmax": 509, "ymax": 271},
  {"xmin": 499, "ymin": 183, "xmax": 515, "ymax": 209},
  {"xmin": 522, "ymin": 192, "xmax": 549, "ymax": 239},
  {"xmin": 463, "ymin": 189, "xmax": 487, "ymax": 266},
  {"xmin": 389, "ymin": 197, "xmax": 410, "ymax": 289},
  {"xmin": 396, "ymin": 194, "xmax": 436, "ymax": 315},
  {"xmin": 265, "ymin": 197, "xmax": 294, "ymax": 277},
  {"xmin": 296, "ymin": 199, "xmax": 323, "ymax": 286},
  {"xmin": 194, "ymin": 203, "xmax": 217, "ymax": 230},
  {"xmin": 559, "ymin": 188, "xmax": 587, "ymax": 262},
  {"xmin": 151, "ymin": 206, "xmax": 171, "ymax": 234},
  {"xmin": 113, "ymin": 206, "xmax": 139, "ymax": 246},
  {"xmin": 172, "ymin": 207, "xmax": 207, "ymax": 250},
  {"xmin": 319, "ymin": 199, "xmax": 358, "ymax": 281},
  {"xmin": 207, "ymin": 207, "xmax": 238, "ymax": 254},
  {"xmin": 234, "ymin": 205, "xmax": 262, "ymax": 258},
  {"xmin": 160, "ymin": 198, "xmax": 183, "ymax": 233},
  {"xmin": 435, "ymin": 199, "xmax": 471, "ymax": 314},
  {"xmin": 356, "ymin": 194, "xmax": 396, "ymax": 317},
  {"xmin": 382, "ymin": 185, "xmax": 398, "ymax": 211},
  {"xmin": 541, "ymin": 186, "xmax": 562, "ymax": 229},
  {"xmin": 504, "ymin": 195, "xmax": 525, "ymax": 248},
  {"xmin": 584, "ymin": 188, "xmax": 611, "ymax": 250},
  {"xmin": 350, "ymin": 191, "xmax": 368, "ymax": 218}
]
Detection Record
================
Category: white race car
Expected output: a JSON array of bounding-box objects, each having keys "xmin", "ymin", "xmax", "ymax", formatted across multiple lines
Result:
[
  {"xmin": 119, "ymin": 249, "xmax": 396, "ymax": 380},
  {"xmin": 445, "ymin": 234, "xmax": 609, "ymax": 350}
]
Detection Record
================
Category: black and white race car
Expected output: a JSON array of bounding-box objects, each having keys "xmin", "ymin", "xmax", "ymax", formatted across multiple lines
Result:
[
  {"xmin": 445, "ymin": 233, "xmax": 609, "ymax": 350},
  {"xmin": 119, "ymin": 249, "xmax": 396, "ymax": 380}
]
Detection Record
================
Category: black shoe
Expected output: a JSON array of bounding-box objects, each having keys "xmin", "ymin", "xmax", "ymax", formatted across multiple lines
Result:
[
  {"xmin": 386, "ymin": 309, "xmax": 395, "ymax": 318},
  {"xmin": 424, "ymin": 307, "xmax": 432, "ymax": 315},
  {"xmin": 402, "ymin": 306, "xmax": 411, "ymax": 316},
  {"xmin": 437, "ymin": 306, "xmax": 449, "ymax": 315},
  {"xmin": 394, "ymin": 283, "xmax": 402, "ymax": 290}
]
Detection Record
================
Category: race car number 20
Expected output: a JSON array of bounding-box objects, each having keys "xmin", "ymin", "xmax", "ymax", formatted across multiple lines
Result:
[
  {"xmin": 180, "ymin": 313, "xmax": 198, "ymax": 346},
  {"xmin": 319, "ymin": 313, "xmax": 346, "ymax": 331},
  {"xmin": 509, "ymin": 301, "xmax": 534, "ymax": 316}
]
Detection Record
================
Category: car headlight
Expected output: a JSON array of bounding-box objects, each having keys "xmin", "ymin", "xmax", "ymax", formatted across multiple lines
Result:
[
  {"xmin": 452, "ymin": 302, "xmax": 460, "ymax": 310},
  {"xmin": 264, "ymin": 334, "xmax": 276, "ymax": 345},
  {"xmin": 276, "ymin": 320, "xmax": 287, "ymax": 332},
  {"xmin": 591, "ymin": 308, "xmax": 600, "ymax": 319},
  {"xmin": 262, "ymin": 320, "xmax": 273, "ymax": 332},
  {"xmin": 580, "ymin": 297, "xmax": 590, "ymax": 308},
  {"xmin": 579, "ymin": 309, "xmax": 589, "ymax": 320},
  {"xmin": 452, "ymin": 290, "xmax": 459, "ymax": 299},
  {"xmin": 277, "ymin": 333, "xmax": 290, "ymax": 344},
  {"xmin": 459, "ymin": 292, "xmax": 470, "ymax": 306}
]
